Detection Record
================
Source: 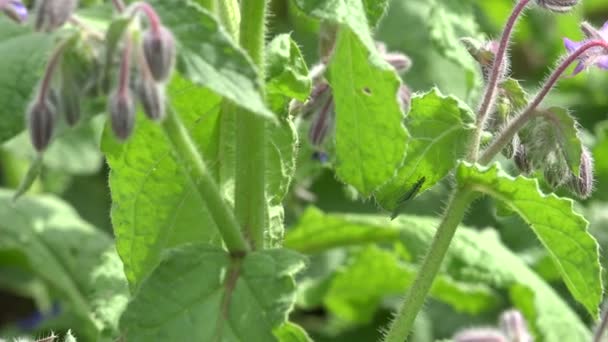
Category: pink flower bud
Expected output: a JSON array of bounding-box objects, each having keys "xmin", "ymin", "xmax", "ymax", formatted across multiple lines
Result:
[
  {"xmin": 108, "ymin": 90, "xmax": 135, "ymax": 141},
  {"xmin": 137, "ymin": 77, "xmax": 166, "ymax": 121},
  {"xmin": 27, "ymin": 98, "xmax": 56, "ymax": 152},
  {"xmin": 142, "ymin": 26, "xmax": 176, "ymax": 82},
  {"xmin": 535, "ymin": 0, "xmax": 579, "ymax": 12}
]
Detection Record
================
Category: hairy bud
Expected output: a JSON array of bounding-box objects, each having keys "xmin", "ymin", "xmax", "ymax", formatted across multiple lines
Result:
[
  {"xmin": 453, "ymin": 328, "xmax": 507, "ymax": 342},
  {"xmin": 108, "ymin": 90, "xmax": 135, "ymax": 141},
  {"xmin": 568, "ymin": 147, "xmax": 594, "ymax": 198},
  {"xmin": 535, "ymin": 0, "xmax": 579, "ymax": 12},
  {"xmin": 142, "ymin": 26, "xmax": 176, "ymax": 82},
  {"xmin": 137, "ymin": 77, "xmax": 166, "ymax": 121},
  {"xmin": 500, "ymin": 310, "xmax": 532, "ymax": 342},
  {"xmin": 1, "ymin": 0, "xmax": 27, "ymax": 23},
  {"xmin": 514, "ymin": 143, "xmax": 532, "ymax": 175},
  {"xmin": 398, "ymin": 84, "xmax": 412, "ymax": 111},
  {"xmin": 27, "ymin": 99, "xmax": 56, "ymax": 152},
  {"xmin": 35, "ymin": 0, "xmax": 78, "ymax": 32}
]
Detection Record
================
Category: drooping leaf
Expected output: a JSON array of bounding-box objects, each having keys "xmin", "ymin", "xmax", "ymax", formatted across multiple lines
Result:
[
  {"xmin": 0, "ymin": 190, "xmax": 129, "ymax": 340},
  {"xmin": 324, "ymin": 245, "xmax": 497, "ymax": 323},
  {"xmin": 266, "ymin": 34, "xmax": 311, "ymax": 113},
  {"xmin": 148, "ymin": 0, "xmax": 274, "ymax": 120},
  {"xmin": 374, "ymin": 88, "xmax": 475, "ymax": 212},
  {"xmin": 456, "ymin": 162, "xmax": 602, "ymax": 317},
  {"xmin": 120, "ymin": 244, "xmax": 306, "ymax": 341},
  {"xmin": 102, "ymin": 76, "xmax": 223, "ymax": 289},
  {"xmin": 0, "ymin": 18, "xmax": 56, "ymax": 143},
  {"xmin": 292, "ymin": 0, "xmax": 408, "ymax": 196},
  {"xmin": 286, "ymin": 207, "xmax": 592, "ymax": 340},
  {"xmin": 328, "ymin": 28, "xmax": 408, "ymax": 195}
]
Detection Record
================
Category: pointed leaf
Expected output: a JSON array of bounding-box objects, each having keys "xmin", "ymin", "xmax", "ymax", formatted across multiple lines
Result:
[
  {"xmin": 328, "ymin": 28, "xmax": 408, "ymax": 195},
  {"xmin": 456, "ymin": 162, "xmax": 602, "ymax": 317},
  {"xmin": 374, "ymin": 88, "xmax": 475, "ymax": 211},
  {"xmin": 120, "ymin": 244, "xmax": 306, "ymax": 341}
]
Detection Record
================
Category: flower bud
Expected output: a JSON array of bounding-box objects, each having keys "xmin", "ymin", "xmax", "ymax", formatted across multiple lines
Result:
[
  {"xmin": 568, "ymin": 147, "xmax": 594, "ymax": 199},
  {"xmin": 137, "ymin": 77, "xmax": 166, "ymax": 121},
  {"xmin": 453, "ymin": 328, "xmax": 507, "ymax": 342},
  {"xmin": 59, "ymin": 80, "xmax": 81, "ymax": 126},
  {"xmin": 514, "ymin": 143, "xmax": 532, "ymax": 175},
  {"xmin": 535, "ymin": 0, "xmax": 579, "ymax": 12},
  {"xmin": 308, "ymin": 89, "xmax": 334, "ymax": 146},
  {"xmin": 1, "ymin": 0, "xmax": 27, "ymax": 23},
  {"xmin": 398, "ymin": 84, "xmax": 412, "ymax": 111},
  {"xmin": 142, "ymin": 26, "xmax": 176, "ymax": 82},
  {"xmin": 27, "ymin": 99, "xmax": 56, "ymax": 152},
  {"xmin": 35, "ymin": 0, "xmax": 78, "ymax": 32},
  {"xmin": 499, "ymin": 310, "xmax": 532, "ymax": 342},
  {"xmin": 108, "ymin": 90, "xmax": 135, "ymax": 141}
]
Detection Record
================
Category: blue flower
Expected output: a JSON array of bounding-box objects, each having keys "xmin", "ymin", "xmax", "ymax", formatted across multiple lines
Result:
[
  {"xmin": 1, "ymin": 0, "xmax": 27, "ymax": 23},
  {"xmin": 563, "ymin": 21, "xmax": 608, "ymax": 74}
]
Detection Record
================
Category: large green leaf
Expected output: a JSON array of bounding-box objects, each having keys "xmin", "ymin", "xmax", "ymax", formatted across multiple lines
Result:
[
  {"xmin": 0, "ymin": 18, "xmax": 56, "ymax": 143},
  {"xmin": 329, "ymin": 28, "xmax": 408, "ymax": 196},
  {"xmin": 374, "ymin": 88, "xmax": 475, "ymax": 212},
  {"xmin": 102, "ymin": 77, "xmax": 223, "ymax": 289},
  {"xmin": 286, "ymin": 207, "xmax": 592, "ymax": 341},
  {"xmin": 456, "ymin": 162, "xmax": 603, "ymax": 317},
  {"xmin": 149, "ymin": 0, "xmax": 274, "ymax": 120},
  {"xmin": 324, "ymin": 245, "xmax": 497, "ymax": 323},
  {"xmin": 293, "ymin": 0, "xmax": 408, "ymax": 196},
  {"xmin": 0, "ymin": 189, "xmax": 128, "ymax": 340},
  {"xmin": 120, "ymin": 244, "xmax": 306, "ymax": 341}
]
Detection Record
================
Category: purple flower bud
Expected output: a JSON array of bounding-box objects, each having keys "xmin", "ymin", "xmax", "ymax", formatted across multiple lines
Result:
[
  {"xmin": 108, "ymin": 90, "xmax": 135, "ymax": 141},
  {"xmin": 398, "ymin": 84, "xmax": 412, "ymax": 111},
  {"xmin": 568, "ymin": 147, "xmax": 594, "ymax": 198},
  {"xmin": 1, "ymin": 0, "xmax": 27, "ymax": 23},
  {"xmin": 535, "ymin": 0, "xmax": 579, "ymax": 12},
  {"xmin": 35, "ymin": 0, "xmax": 78, "ymax": 32},
  {"xmin": 384, "ymin": 52, "xmax": 412, "ymax": 73},
  {"xmin": 142, "ymin": 26, "xmax": 176, "ymax": 82},
  {"xmin": 27, "ymin": 99, "xmax": 56, "ymax": 152},
  {"xmin": 499, "ymin": 310, "xmax": 532, "ymax": 342},
  {"xmin": 453, "ymin": 328, "xmax": 507, "ymax": 342},
  {"xmin": 137, "ymin": 77, "xmax": 166, "ymax": 121}
]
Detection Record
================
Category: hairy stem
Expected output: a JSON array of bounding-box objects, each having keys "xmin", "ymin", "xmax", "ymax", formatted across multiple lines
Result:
[
  {"xmin": 111, "ymin": 0, "xmax": 125, "ymax": 12},
  {"xmin": 479, "ymin": 39, "xmax": 608, "ymax": 164},
  {"xmin": 468, "ymin": 0, "xmax": 532, "ymax": 161},
  {"xmin": 384, "ymin": 188, "xmax": 474, "ymax": 342},
  {"xmin": 235, "ymin": 0, "xmax": 268, "ymax": 250},
  {"xmin": 162, "ymin": 107, "xmax": 250, "ymax": 254}
]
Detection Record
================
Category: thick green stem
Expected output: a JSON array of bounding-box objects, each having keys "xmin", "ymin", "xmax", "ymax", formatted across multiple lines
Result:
[
  {"xmin": 162, "ymin": 108, "xmax": 249, "ymax": 254},
  {"xmin": 235, "ymin": 0, "xmax": 268, "ymax": 250},
  {"xmin": 384, "ymin": 188, "xmax": 474, "ymax": 342}
]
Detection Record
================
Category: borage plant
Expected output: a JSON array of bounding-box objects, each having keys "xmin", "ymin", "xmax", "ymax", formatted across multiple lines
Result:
[{"xmin": 1, "ymin": 0, "xmax": 608, "ymax": 341}]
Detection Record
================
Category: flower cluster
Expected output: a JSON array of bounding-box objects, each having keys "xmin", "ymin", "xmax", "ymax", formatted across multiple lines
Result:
[{"xmin": 20, "ymin": 1, "xmax": 176, "ymax": 152}]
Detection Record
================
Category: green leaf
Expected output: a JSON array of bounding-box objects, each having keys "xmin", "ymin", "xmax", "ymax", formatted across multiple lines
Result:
[
  {"xmin": 0, "ymin": 18, "xmax": 56, "ymax": 143},
  {"xmin": 374, "ymin": 88, "xmax": 475, "ymax": 211},
  {"xmin": 324, "ymin": 245, "xmax": 497, "ymax": 323},
  {"xmin": 102, "ymin": 76, "xmax": 223, "ymax": 289},
  {"xmin": 456, "ymin": 162, "xmax": 603, "ymax": 317},
  {"xmin": 428, "ymin": 0, "xmax": 483, "ymax": 95},
  {"xmin": 120, "ymin": 244, "xmax": 306, "ymax": 341},
  {"xmin": 329, "ymin": 28, "xmax": 408, "ymax": 195},
  {"xmin": 149, "ymin": 0, "xmax": 274, "ymax": 120},
  {"xmin": 0, "ymin": 190, "xmax": 128, "ymax": 340},
  {"xmin": 274, "ymin": 322, "xmax": 314, "ymax": 342},
  {"xmin": 292, "ymin": 0, "xmax": 409, "ymax": 196},
  {"xmin": 593, "ymin": 120, "xmax": 608, "ymax": 200},
  {"xmin": 287, "ymin": 207, "xmax": 592, "ymax": 340},
  {"xmin": 266, "ymin": 34, "xmax": 311, "ymax": 113}
]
